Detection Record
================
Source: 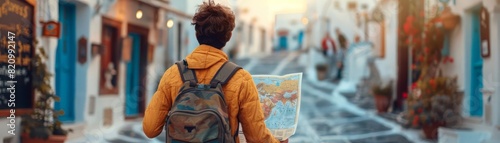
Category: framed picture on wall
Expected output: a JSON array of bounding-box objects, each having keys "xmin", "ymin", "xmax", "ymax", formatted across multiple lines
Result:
[
  {"xmin": 78, "ymin": 37, "xmax": 88, "ymax": 64},
  {"xmin": 41, "ymin": 21, "xmax": 61, "ymax": 38}
]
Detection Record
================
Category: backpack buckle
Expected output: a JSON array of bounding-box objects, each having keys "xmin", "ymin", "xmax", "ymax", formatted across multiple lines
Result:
[
  {"xmin": 210, "ymin": 81, "xmax": 220, "ymax": 88},
  {"xmin": 189, "ymin": 81, "xmax": 198, "ymax": 87}
]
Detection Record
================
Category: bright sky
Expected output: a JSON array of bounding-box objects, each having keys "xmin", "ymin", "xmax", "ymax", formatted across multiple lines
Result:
[{"xmin": 267, "ymin": 0, "xmax": 307, "ymax": 14}]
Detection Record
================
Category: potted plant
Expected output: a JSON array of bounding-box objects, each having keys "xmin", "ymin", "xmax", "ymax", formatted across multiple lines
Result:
[
  {"xmin": 405, "ymin": 76, "xmax": 462, "ymax": 140},
  {"xmin": 21, "ymin": 47, "xmax": 72, "ymax": 143},
  {"xmin": 316, "ymin": 64, "xmax": 328, "ymax": 81},
  {"xmin": 371, "ymin": 80, "xmax": 393, "ymax": 113}
]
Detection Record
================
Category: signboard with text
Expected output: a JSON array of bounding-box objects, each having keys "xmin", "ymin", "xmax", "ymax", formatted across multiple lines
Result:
[{"xmin": 0, "ymin": 0, "xmax": 35, "ymax": 111}]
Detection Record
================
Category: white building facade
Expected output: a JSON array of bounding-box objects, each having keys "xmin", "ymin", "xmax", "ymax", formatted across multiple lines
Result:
[
  {"xmin": 366, "ymin": 0, "xmax": 500, "ymax": 141},
  {"xmin": 438, "ymin": 0, "xmax": 500, "ymax": 141},
  {"xmin": 0, "ymin": 0, "xmax": 205, "ymax": 141},
  {"xmin": 274, "ymin": 13, "xmax": 307, "ymax": 51}
]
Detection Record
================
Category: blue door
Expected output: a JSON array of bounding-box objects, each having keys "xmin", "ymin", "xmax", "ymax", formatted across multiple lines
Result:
[
  {"xmin": 298, "ymin": 31, "xmax": 304, "ymax": 49},
  {"xmin": 279, "ymin": 36, "xmax": 288, "ymax": 50},
  {"xmin": 470, "ymin": 10, "xmax": 483, "ymax": 116},
  {"xmin": 55, "ymin": 2, "xmax": 76, "ymax": 122},
  {"xmin": 125, "ymin": 33, "xmax": 141, "ymax": 117}
]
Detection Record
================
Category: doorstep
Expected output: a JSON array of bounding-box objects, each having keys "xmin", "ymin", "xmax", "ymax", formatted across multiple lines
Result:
[
  {"xmin": 377, "ymin": 112, "xmax": 400, "ymax": 124},
  {"xmin": 438, "ymin": 118, "xmax": 499, "ymax": 143},
  {"xmin": 61, "ymin": 122, "xmax": 86, "ymax": 141}
]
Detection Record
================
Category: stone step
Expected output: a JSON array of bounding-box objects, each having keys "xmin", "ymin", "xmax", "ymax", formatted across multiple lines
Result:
[{"xmin": 62, "ymin": 122, "xmax": 86, "ymax": 141}]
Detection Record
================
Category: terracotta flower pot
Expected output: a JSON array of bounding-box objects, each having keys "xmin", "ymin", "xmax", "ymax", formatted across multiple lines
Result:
[
  {"xmin": 22, "ymin": 133, "xmax": 67, "ymax": 143},
  {"xmin": 374, "ymin": 95, "xmax": 390, "ymax": 113},
  {"xmin": 422, "ymin": 122, "xmax": 445, "ymax": 140},
  {"xmin": 440, "ymin": 7, "xmax": 460, "ymax": 30},
  {"xmin": 442, "ymin": 15, "xmax": 460, "ymax": 30},
  {"xmin": 316, "ymin": 64, "xmax": 328, "ymax": 80}
]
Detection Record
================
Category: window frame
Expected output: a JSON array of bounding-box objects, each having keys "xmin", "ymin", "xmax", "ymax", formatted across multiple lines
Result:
[{"xmin": 99, "ymin": 16, "xmax": 122, "ymax": 95}]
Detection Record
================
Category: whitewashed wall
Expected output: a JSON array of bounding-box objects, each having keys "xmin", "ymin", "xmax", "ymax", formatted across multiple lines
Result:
[
  {"xmin": 304, "ymin": 0, "xmax": 376, "ymax": 50},
  {"xmin": 234, "ymin": 0, "xmax": 273, "ymax": 58},
  {"xmin": 444, "ymin": 0, "xmax": 500, "ymax": 129},
  {"xmin": 372, "ymin": 0, "xmax": 398, "ymax": 86},
  {"xmin": 77, "ymin": 0, "xmax": 161, "ymax": 137},
  {"xmin": 274, "ymin": 13, "xmax": 306, "ymax": 51}
]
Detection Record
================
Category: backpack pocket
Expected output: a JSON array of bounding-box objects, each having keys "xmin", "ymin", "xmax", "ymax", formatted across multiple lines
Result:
[{"xmin": 166, "ymin": 109, "xmax": 226, "ymax": 143}]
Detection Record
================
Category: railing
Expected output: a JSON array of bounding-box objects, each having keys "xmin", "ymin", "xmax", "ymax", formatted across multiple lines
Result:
[{"xmin": 343, "ymin": 42, "xmax": 374, "ymax": 85}]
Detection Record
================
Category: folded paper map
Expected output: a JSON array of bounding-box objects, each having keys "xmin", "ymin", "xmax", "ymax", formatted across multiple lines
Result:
[{"xmin": 238, "ymin": 73, "xmax": 302, "ymax": 142}]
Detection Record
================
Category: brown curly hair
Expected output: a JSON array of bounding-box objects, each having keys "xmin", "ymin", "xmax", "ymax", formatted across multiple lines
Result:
[{"xmin": 192, "ymin": 1, "xmax": 235, "ymax": 49}]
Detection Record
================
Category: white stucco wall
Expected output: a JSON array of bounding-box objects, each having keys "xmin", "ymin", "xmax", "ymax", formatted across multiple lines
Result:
[
  {"xmin": 493, "ymin": 5, "xmax": 500, "ymax": 129},
  {"xmin": 77, "ymin": 0, "xmax": 161, "ymax": 135},
  {"xmin": 274, "ymin": 13, "xmax": 306, "ymax": 51},
  {"xmin": 371, "ymin": 0, "xmax": 398, "ymax": 84},
  {"xmin": 0, "ymin": 118, "xmax": 21, "ymax": 143},
  {"xmin": 234, "ymin": 0, "xmax": 309, "ymax": 57},
  {"xmin": 235, "ymin": 0, "xmax": 273, "ymax": 57},
  {"xmin": 73, "ymin": 1, "xmax": 92, "ymax": 124},
  {"xmin": 445, "ymin": 0, "xmax": 500, "ymax": 128},
  {"xmin": 146, "ymin": 0, "xmax": 200, "ymax": 114},
  {"xmin": 304, "ymin": 0, "xmax": 376, "ymax": 50}
]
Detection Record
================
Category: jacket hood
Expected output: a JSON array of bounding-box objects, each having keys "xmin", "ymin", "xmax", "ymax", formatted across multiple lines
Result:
[{"xmin": 185, "ymin": 45, "xmax": 228, "ymax": 69}]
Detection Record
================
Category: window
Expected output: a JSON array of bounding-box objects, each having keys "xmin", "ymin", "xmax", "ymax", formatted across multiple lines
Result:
[{"xmin": 99, "ymin": 17, "xmax": 121, "ymax": 95}]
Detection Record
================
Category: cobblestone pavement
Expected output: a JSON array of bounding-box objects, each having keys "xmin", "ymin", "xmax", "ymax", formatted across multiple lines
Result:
[{"xmin": 69, "ymin": 51, "xmax": 417, "ymax": 143}]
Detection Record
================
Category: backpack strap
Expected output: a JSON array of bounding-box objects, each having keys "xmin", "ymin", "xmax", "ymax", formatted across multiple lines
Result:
[
  {"xmin": 176, "ymin": 60, "xmax": 198, "ymax": 87},
  {"xmin": 210, "ymin": 61, "xmax": 242, "ymax": 88}
]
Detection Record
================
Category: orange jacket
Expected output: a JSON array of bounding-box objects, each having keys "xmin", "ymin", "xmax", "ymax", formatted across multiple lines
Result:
[{"xmin": 143, "ymin": 45, "xmax": 280, "ymax": 143}]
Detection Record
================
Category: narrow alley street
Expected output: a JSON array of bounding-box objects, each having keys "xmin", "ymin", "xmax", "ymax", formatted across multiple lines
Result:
[
  {"xmin": 69, "ymin": 51, "xmax": 424, "ymax": 143},
  {"xmin": 2, "ymin": 0, "xmax": 500, "ymax": 142}
]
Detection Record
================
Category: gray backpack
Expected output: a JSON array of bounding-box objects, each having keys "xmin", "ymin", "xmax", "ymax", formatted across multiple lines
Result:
[{"xmin": 165, "ymin": 60, "xmax": 241, "ymax": 143}]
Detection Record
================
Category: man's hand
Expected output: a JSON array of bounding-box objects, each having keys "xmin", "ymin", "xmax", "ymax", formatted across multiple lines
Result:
[{"xmin": 280, "ymin": 139, "xmax": 289, "ymax": 143}]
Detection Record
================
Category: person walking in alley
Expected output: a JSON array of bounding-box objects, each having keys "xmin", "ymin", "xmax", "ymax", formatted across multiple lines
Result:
[
  {"xmin": 142, "ymin": 1, "xmax": 286, "ymax": 143},
  {"xmin": 321, "ymin": 32, "xmax": 337, "ymax": 57},
  {"xmin": 334, "ymin": 29, "xmax": 348, "ymax": 81},
  {"xmin": 336, "ymin": 28, "xmax": 347, "ymax": 50}
]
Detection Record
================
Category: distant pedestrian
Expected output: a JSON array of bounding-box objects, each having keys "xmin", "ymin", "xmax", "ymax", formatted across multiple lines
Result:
[
  {"xmin": 336, "ymin": 28, "xmax": 347, "ymax": 50},
  {"xmin": 321, "ymin": 32, "xmax": 337, "ymax": 57},
  {"xmin": 334, "ymin": 29, "xmax": 349, "ymax": 81}
]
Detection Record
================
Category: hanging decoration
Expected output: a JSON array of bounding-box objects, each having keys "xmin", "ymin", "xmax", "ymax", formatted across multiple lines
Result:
[
  {"xmin": 78, "ymin": 37, "xmax": 88, "ymax": 64},
  {"xmin": 41, "ymin": 21, "xmax": 61, "ymax": 38},
  {"xmin": 440, "ymin": 6, "xmax": 460, "ymax": 30},
  {"xmin": 480, "ymin": 6, "xmax": 490, "ymax": 58},
  {"xmin": 39, "ymin": 0, "xmax": 60, "ymax": 38}
]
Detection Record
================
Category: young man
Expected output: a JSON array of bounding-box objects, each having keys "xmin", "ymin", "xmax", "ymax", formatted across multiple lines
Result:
[
  {"xmin": 335, "ymin": 28, "xmax": 347, "ymax": 50},
  {"xmin": 143, "ymin": 1, "xmax": 286, "ymax": 143}
]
